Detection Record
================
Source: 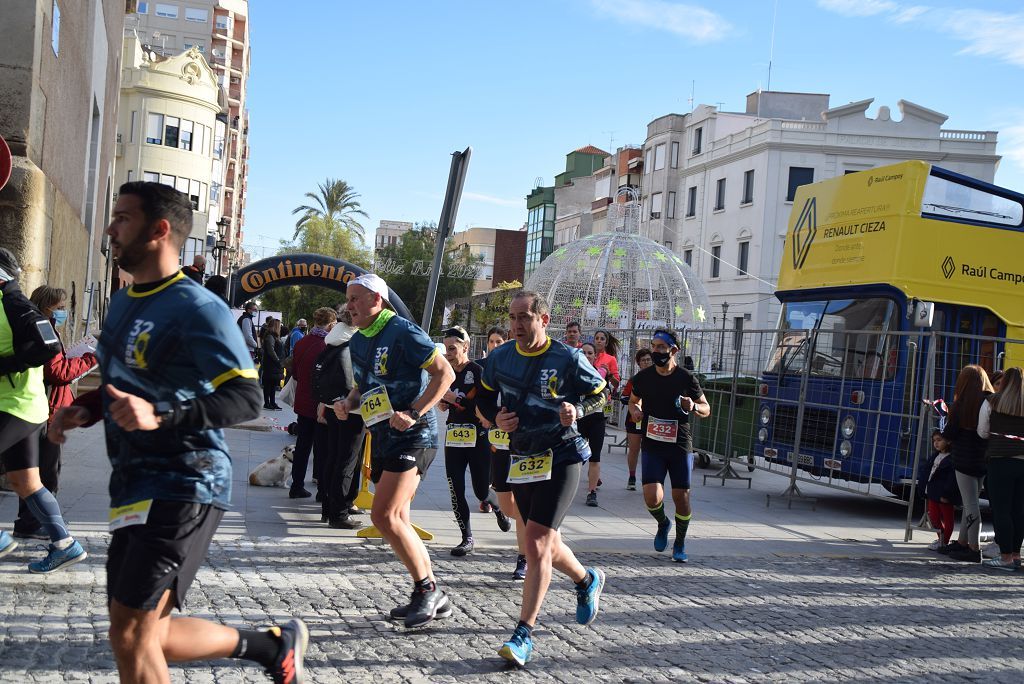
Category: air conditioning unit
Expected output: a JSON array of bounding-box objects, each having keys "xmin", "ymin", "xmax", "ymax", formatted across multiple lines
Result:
[{"xmin": 650, "ymin": 212, "xmax": 661, "ymax": 219}]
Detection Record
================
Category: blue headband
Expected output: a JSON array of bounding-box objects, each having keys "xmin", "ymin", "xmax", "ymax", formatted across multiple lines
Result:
[{"xmin": 653, "ymin": 331, "xmax": 677, "ymax": 348}]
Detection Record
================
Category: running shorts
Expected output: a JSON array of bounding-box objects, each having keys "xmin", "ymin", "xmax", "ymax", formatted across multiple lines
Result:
[
  {"xmin": 512, "ymin": 461, "xmax": 581, "ymax": 529},
  {"xmin": 641, "ymin": 448, "xmax": 694, "ymax": 489},
  {"xmin": 0, "ymin": 411, "xmax": 44, "ymax": 472},
  {"xmin": 106, "ymin": 500, "xmax": 224, "ymax": 611},
  {"xmin": 370, "ymin": 447, "xmax": 436, "ymax": 484}
]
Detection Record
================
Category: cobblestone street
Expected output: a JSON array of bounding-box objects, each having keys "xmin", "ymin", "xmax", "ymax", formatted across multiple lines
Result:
[
  {"xmin": 2, "ymin": 534, "xmax": 1022, "ymax": 682},
  {"xmin": 2, "ymin": 421, "xmax": 1023, "ymax": 682}
]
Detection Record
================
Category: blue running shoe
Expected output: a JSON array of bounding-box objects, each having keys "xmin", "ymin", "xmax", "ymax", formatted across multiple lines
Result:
[
  {"xmin": 654, "ymin": 518, "xmax": 672, "ymax": 552},
  {"xmin": 672, "ymin": 542, "xmax": 688, "ymax": 563},
  {"xmin": 575, "ymin": 567, "xmax": 605, "ymax": 625},
  {"xmin": 0, "ymin": 531, "xmax": 18, "ymax": 559},
  {"xmin": 28, "ymin": 540, "xmax": 87, "ymax": 574},
  {"xmin": 498, "ymin": 626, "xmax": 533, "ymax": 667}
]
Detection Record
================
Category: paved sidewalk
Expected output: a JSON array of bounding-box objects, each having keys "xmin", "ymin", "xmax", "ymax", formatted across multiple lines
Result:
[{"xmin": 2, "ymin": 407, "xmax": 1022, "ymax": 681}]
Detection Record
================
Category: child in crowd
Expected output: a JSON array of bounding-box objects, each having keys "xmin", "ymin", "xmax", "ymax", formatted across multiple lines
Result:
[{"xmin": 919, "ymin": 430, "xmax": 960, "ymax": 551}]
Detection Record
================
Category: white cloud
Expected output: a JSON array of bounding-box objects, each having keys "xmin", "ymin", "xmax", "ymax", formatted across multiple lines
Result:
[
  {"xmin": 462, "ymin": 192, "xmax": 522, "ymax": 207},
  {"xmin": 816, "ymin": 0, "xmax": 897, "ymax": 17},
  {"xmin": 589, "ymin": 0, "xmax": 732, "ymax": 43},
  {"xmin": 818, "ymin": 2, "xmax": 1024, "ymax": 68},
  {"xmin": 943, "ymin": 10, "xmax": 1024, "ymax": 68}
]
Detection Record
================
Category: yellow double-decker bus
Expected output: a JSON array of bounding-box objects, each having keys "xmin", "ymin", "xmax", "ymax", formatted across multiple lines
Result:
[{"xmin": 757, "ymin": 160, "xmax": 1024, "ymax": 494}]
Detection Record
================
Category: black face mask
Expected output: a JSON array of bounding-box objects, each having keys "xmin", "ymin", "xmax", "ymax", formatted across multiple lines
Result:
[{"xmin": 650, "ymin": 351, "xmax": 671, "ymax": 367}]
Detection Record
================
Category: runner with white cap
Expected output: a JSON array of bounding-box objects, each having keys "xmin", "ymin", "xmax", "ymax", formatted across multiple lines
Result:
[{"xmin": 334, "ymin": 273, "xmax": 456, "ymax": 628}]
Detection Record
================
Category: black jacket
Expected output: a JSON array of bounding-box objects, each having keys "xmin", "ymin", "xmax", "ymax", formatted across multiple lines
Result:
[
  {"xmin": 942, "ymin": 400, "xmax": 990, "ymax": 477},
  {"xmin": 917, "ymin": 452, "xmax": 961, "ymax": 504},
  {"xmin": 261, "ymin": 334, "xmax": 284, "ymax": 384}
]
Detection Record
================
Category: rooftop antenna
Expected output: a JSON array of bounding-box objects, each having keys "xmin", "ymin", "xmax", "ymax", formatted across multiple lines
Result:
[
  {"xmin": 602, "ymin": 130, "xmax": 616, "ymax": 152},
  {"xmin": 688, "ymin": 80, "xmax": 695, "ymax": 111}
]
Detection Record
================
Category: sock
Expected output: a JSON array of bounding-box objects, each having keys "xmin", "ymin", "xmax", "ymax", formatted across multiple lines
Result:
[
  {"xmin": 516, "ymin": 620, "xmax": 534, "ymax": 637},
  {"xmin": 23, "ymin": 487, "xmax": 70, "ymax": 543},
  {"xmin": 575, "ymin": 570, "xmax": 593, "ymax": 590},
  {"xmin": 415, "ymin": 577, "xmax": 436, "ymax": 593},
  {"xmin": 629, "ymin": 469, "xmax": 636, "ymax": 479},
  {"xmin": 675, "ymin": 513, "xmax": 692, "ymax": 545},
  {"xmin": 647, "ymin": 503, "xmax": 668, "ymax": 524},
  {"xmin": 231, "ymin": 628, "xmax": 281, "ymax": 668}
]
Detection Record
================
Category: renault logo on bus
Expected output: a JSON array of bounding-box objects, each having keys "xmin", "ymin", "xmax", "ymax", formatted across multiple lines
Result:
[
  {"xmin": 792, "ymin": 197, "xmax": 817, "ymax": 269},
  {"xmin": 942, "ymin": 256, "xmax": 955, "ymax": 279}
]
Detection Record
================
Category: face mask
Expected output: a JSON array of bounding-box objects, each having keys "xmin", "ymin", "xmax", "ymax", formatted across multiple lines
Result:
[
  {"xmin": 52, "ymin": 309, "xmax": 68, "ymax": 326},
  {"xmin": 650, "ymin": 351, "xmax": 671, "ymax": 367}
]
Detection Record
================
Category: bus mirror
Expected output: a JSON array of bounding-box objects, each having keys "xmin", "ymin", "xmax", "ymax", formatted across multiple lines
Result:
[{"xmin": 913, "ymin": 301, "xmax": 935, "ymax": 328}]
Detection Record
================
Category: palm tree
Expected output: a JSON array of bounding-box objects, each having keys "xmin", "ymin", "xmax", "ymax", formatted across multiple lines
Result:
[{"xmin": 291, "ymin": 178, "xmax": 368, "ymax": 242}]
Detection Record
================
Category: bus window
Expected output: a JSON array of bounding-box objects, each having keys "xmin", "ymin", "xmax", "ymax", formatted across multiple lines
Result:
[
  {"xmin": 922, "ymin": 173, "xmax": 1024, "ymax": 228},
  {"xmin": 766, "ymin": 298, "xmax": 898, "ymax": 379}
]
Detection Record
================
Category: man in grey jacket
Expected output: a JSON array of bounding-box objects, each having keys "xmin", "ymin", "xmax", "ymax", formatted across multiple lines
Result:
[
  {"xmin": 238, "ymin": 301, "xmax": 259, "ymax": 360},
  {"xmin": 318, "ymin": 310, "xmax": 364, "ymax": 529}
]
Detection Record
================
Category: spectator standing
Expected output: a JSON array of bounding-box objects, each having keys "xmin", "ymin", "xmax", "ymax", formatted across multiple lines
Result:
[
  {"xmin": 593, "ymin": 329, "xmax": 621, "ymax": 393},
  {"xmin": 10, "ymin": 286, "xmax": 98, "ymax": 540},
  {"xmin": 287, "ymin": 318, "xmax": 307, "ymax": 356},
  {"xmin": 203, "ymin": 275, "xmax": 228, "ymax": 304},
  {"xmin": 182, "ymin": 254, "xmax": 206, "ymax": 283},
  {"xmin": 941, "ymin": 364, "xmax": 993, "ymax": 562},
  {"xmin": 977, "ymin": 366, "xmax": 1024, "ymax": 571},
  {"xmin": 917, "ymin": 430, "xmax": 959, "ymax": 551},
  {"xmin": 260, "ymin": 319, "xmax": 284, "ymax": 410},
  {"xmin": 563, "ymin": 321, "xmax": 582, "ymax": 349},
  {"xmin": 237, "ymin": 301, "xmax": 259, "ymax": 362},
  {"xmin": 317, "ymin": 309, "xmax": 363, "ymax": 529},
  {"xmin": 290, "ymin": 307, "xmax": 336, "ymax": 498}
]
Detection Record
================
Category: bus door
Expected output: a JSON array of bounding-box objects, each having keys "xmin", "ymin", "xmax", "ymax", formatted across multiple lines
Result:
[{"xmin": 930, "ymin": 305, "xmax": 1005, "ymax": 400}]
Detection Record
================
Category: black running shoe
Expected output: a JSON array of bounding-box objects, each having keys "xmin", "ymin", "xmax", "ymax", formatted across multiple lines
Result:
[
  {"xmin": 451, "ymin": 538, "xmax": 474, "ymax": 556},
  {"xmin": 266, "ymin": 618, "xmax": 308, "ymax": 684},
  {"xmin": 495, "ymin": 509, "xmax": 512, "ymax": 532},
  {"xmin": 389, "ymin": 593, "xmax": 453, "ymax": 620},
  {"xmin": 513, "ymin": 554, "xmax": 528, "ymax": 581},
  {"xmin": 626, "ymin": 476, "xmax": 636, "ymax": 491},
  {"xmin": 404, "ymin": 584, "xmax": 449, "ymax": 628}
]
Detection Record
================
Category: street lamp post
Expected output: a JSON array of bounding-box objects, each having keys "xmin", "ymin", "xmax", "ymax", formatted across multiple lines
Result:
[
  {"xmin": 211, "ymin": 218, "xmax": 230, "ymax": 275},
  {"xmin": 718, "ymin": 301, "xmax": 729, "ymax": 372}
]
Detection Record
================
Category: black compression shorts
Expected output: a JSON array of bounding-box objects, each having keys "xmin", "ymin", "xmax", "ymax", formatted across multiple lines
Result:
[{"xmin": 512, "ymin": 461, "xmax": 581, "ymax": 529}]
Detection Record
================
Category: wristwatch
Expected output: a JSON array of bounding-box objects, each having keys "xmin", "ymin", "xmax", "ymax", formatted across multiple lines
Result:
[
  {"xmin": 407, "ymin": 408, "xmax": 422, "ymax": 421},
  {"xmin": 153, "ymin": 400, "xmax": 176, "ymax": 425}
]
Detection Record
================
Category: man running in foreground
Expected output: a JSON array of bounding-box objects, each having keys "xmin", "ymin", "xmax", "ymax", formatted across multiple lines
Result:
[
  {"xmin": 628, "ymin": 329, "xmax": 710, "ymax": 562},
  {"xmin": 334, "ymin": 273, "xmax": 455, "ymax": 628},
  {"xmin": 477, "ymin": 290, "xmax": 608, "ymax": 666},
  {"xmin": 51, "ymin": 182, "xmax": 307, "ymax": 683}
]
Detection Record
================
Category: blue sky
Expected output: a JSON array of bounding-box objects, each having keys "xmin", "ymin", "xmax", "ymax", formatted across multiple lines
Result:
[{"xmin": 243, "ymin": 0, "xmax": 1024, "ymax": 258}]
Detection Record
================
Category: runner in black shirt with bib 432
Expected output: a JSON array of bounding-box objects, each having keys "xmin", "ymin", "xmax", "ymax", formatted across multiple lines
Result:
[{"xmin": 628, "ymin": 329, "xmax": 710, "ymax": 563}]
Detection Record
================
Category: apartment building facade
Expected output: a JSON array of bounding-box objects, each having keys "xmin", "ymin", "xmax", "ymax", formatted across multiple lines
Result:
[
  {"xmin": 637, "ymin": 91, "xmax": 1001, "ymax": 332},
  {"xmin": 114, "ymin": 37, "xmax": 225, "ymax": 270},
  {"xmin": 128, "ymin": 0, "xmax": 250, "ymax": 271}
]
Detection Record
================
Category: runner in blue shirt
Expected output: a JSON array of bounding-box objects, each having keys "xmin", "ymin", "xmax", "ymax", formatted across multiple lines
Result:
[
  {"xmin": 476, "ymin": 290, "xmax": 608, "ymax": 667},
  {"xmin": 51, "ymin": 182, "xmax": 308, "ymax": 684},
  {"xmin": 334, "ymin": 273, "xmax": 455, "ymax": 629}
]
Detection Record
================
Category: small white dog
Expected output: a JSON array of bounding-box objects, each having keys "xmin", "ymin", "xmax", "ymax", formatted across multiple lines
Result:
[{"xmin": 248, "ymin": 445, "xmax": 294, "ymax": 487}]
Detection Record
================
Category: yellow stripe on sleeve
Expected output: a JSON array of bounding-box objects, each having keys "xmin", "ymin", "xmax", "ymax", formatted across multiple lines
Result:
[
  {"xmin": 211, "ymin": 367, "xmax": 259, "ymax": 388},
  {"xmin": 589, "ymin": 380, "xmax": 608, "ymax": 395},
  {"xmin": 419, "ymin": 347, "xmax": 439, "ymax": 369}
]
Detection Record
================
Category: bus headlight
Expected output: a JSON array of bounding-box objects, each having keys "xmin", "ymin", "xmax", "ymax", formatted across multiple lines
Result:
[
  {"xmin": 758, "ymin": 428, "xmax": 768, "ymax": 443},
  {"xmin": 839, "ymin": 440, "xmax": 853, "ymax": 457},
  {"xmin": 760, "ymin": 407, "xmax": 771, "ymax": 425},
  {"xmin": 841, "ymin": 416, "xmax": 856, "ymax": 439}
]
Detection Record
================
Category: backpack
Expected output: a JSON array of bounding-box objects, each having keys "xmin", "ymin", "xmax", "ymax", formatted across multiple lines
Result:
[
  {"xmin": 0, "ymin": 284, "xmax": 62, "ymax": 377},
  {"xmin": 311, "ymin": 341, "xmax": 353, "ymax": 405}
]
